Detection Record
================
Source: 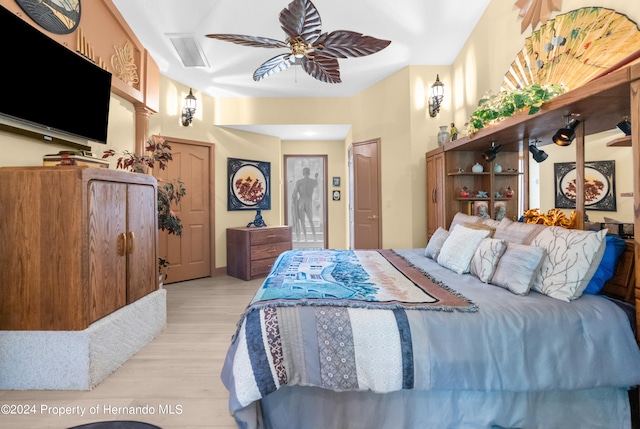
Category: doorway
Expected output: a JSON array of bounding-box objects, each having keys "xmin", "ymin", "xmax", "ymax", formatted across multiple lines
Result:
[
  {"xmin": 349, "ymin": 139, "xmax": 382, "ymax": 249},
  {"xmin": 153, "ymin": 137, "xmax": 214, "ymax": 283},
  {"xmin": 284, "ymin": 155, "xmax": 328, "ymax": 249}
]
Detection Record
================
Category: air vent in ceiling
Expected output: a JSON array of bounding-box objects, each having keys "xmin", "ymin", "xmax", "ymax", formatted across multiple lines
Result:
[{"xmin": 167, "ymin": 33, "xmax": 209, "ymax": 68}]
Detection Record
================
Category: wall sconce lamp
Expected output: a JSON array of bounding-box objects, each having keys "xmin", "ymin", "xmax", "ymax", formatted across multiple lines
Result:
[
  {"xmin": 552, "ymin": 115, "xmax": 580, "ymax": 146},
  {"xmin": 181, "ymin": 88, "xmax": 197, "ymax": 126},
  {"xmin": 529, "ymin": 141, "xmax": 548, "ymax": 163},
  {"xmin": 428, "ymin": 75, "xmax": 445, "ymax": 117},
  {"xmin": 482, "ymin": 141, "xmax": 502, "ymax": 162},
  {"xmin": 616, "ymin": 117, "xmax": 631, "ymax": 136}
]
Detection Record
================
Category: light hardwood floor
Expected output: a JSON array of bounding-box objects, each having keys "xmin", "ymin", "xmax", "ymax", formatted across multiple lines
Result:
[{"xmin": 0, "ymin": 276, "xmax": 262, "ymax": 429}]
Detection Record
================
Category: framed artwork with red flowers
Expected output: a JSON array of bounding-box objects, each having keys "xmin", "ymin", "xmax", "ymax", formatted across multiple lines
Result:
[
  {"xmin": 554, "ymin": 160, "xmax": 616, "ymax": 211},
  {"xmin": 227, "ymin": 157, "xmax": 271, "ymax": 211}
]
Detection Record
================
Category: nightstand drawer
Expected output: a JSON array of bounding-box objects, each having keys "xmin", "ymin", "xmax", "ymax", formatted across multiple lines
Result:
[
  {"xmin": 251, "ymin": 258, "xmax": 278, "ymax": 277},
  {"xmin": 251, "ymin": 242, "xmax": 291, "ymax": 261},
  {"xmin": 250, "ymin": 228, "xmax": 291, "ymax": 245}
]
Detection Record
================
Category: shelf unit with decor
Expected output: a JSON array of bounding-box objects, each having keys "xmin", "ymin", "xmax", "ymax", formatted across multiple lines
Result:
[
  {"xmin": 426, "ymin": 60, "xmax": 640, "ymax": 344},
  {"xmin": 427, "ymin": 146, "xmax": 524, "ymax": 233}
]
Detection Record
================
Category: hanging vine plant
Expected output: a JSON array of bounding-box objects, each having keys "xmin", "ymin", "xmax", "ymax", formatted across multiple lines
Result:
[{"xmin": 466, "ymin": 83, "xmax": 565, "ymax": 135}]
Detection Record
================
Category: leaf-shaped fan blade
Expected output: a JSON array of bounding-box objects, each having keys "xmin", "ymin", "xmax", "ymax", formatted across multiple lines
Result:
[
  {"xmin": 253, "ymin": 53, "xmax": 294, "ymax": 81},
  {"xmin": 206, "ymin": 34, "xmax": 288, "ymax": 49},
  {"xmin": 301, "ymin": 55, "xmax": 341, "ymax": 83},
  {"xmin": 279, "ymin": 0, "xmax": 322, "ymax": 45},
  {"xmin": 314, "ymin": 30, "xmax": 391, "ymax": 58}
]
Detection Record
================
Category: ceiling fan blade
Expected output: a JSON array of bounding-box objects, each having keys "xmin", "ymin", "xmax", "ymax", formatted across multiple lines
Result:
[
  {"xmin": 206, "ymin": 34, "xmax": 288, "ymax": 49},
  {"xmin": 253, "ymin": 53, "xmax": 294, "ymax": 81},
  {"xmin": 279, "ymin": 0, "xmax": 322, "ymax": 45},
  {"xmin": 301, "ymin": 55, "xmax": 341, "ymax": 83},
  {"xmin": 314, "ymin": 30, "xmax": 391, "ymax": 58}
]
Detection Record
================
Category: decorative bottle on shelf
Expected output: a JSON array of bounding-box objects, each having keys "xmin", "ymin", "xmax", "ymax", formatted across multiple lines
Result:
[
  {"xmin": 494, "ymin": 163, "xmax": 502, "ymax": 173},
  {"xmin": 505, "ymin": 186, "xmax": 514, "ymax": 198},
  {"xmin": 472, "ymin": 162, "xmax": 484, "ymax": 173},
  {"xmin": 437, "ymin": 126, "xmax": 450, "ymax": 146}
]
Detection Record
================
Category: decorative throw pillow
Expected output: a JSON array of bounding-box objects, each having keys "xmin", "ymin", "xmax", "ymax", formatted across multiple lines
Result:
[
  {"xmin": 437, "ymin": 224, "xmax": 490, "ymax": 275},
  {"xmin": 470, "ymin": 238, "xmax": 507, "ymax": 283},
  {"xmin": 530, "ymin": 227, "xmax": 607, "ymax": 301},
  {"xmin": 583, "ymin": 235, "xmax": 626, "ymax": 295},
  {"xmin": 494, "ymin": 217, "xmax": 545, "ymax": 244},
  {"xmin": 425, "ymin": 227, "xmax": 449, "ymax": 260},
  {"xmin": 463, "ymin": 222, "xmax": 496, "ymax": 238},
  {"xmin": 491, "ymin": 243, "xmax": 546, "ymax": 295},
  {"xmin": 449, "ymin": 212, "xmax": 482, "ymax": 230}
]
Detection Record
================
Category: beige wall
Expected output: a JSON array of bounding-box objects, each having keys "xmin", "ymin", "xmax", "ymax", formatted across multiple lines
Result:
[{"xmin": 2, "ymin": 0, "xmax": 638, "ymax": 270}]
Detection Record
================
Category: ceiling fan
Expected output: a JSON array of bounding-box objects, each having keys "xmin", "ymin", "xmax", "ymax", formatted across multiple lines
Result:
[{"xmin": 206, "ymin": 0, "xmax": 391, "ymax": 84}]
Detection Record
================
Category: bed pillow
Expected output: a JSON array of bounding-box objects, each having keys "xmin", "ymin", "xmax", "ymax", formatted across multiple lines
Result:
[
  {"xmin": 470, "ymin": 238, "xmax": 507, "ymax": 283},
  {"xmin": 437, "ymin": 224, "xmax": 490, "ymax": 274},
  {"xmin": 425, "ymin": 227, "xmax": 449, "ymax": 260},
  {"xmin": 491, "ymin": 243, "xmax": 546, "ymax": 295},
  {"xmin": 530, "ymin": 227, "xmax": 607, "ymax": 301},
  {"xmin": 450, "ymin": 212, "xmax": 482, "ymax": 230},
  {"xmin": 493, "ymin": 217, "xmax": 545, "ymax": 244},
  {"xmin": 583, "ymin": 235, "xmax": 627, "ymax": 295},
  {"xmin": 463, "ymin": 222, "xmax": 496, "ymax": 237}
]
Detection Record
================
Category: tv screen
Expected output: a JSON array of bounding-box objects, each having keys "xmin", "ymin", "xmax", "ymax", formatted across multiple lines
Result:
[{"xmin": 0, "ymin": 6, "xmax": 112, "ymax": 144}]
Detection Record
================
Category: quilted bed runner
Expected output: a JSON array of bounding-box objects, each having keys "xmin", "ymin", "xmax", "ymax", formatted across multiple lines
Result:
[
  {"xmin": 225, "ymin": 250, "xmax": 477, "ymax": 410},
  {"xmin": 250, "ymin": 249, "xmax": 477, "ymax": 312}
]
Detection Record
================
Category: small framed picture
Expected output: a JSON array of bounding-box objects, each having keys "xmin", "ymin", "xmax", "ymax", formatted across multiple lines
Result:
[
  {"xmin": 332, "ymin": 190, "xmax": 341, "ymax": 201},
  {"xmin": 333, "ymin": 177, "xmax": 341, "ymax": 187}
]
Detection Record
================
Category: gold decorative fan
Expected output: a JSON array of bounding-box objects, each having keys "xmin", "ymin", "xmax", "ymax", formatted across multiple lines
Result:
[{"xmin": 502, "ymin": 7, "xmax": 640, "ymax": 92}]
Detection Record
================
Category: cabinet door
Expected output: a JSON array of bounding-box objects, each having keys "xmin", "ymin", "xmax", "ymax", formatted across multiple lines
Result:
[
  {"xmin": 127, "ymin": 183, "xmax": 158, "ymax": 303},
  {"xmin": 426, "ymin": 152, "xmax": 445, "ymax": 237},
  {"xmin": 88, "ymin": 181, "xmax": 127, "ymax": 323}
]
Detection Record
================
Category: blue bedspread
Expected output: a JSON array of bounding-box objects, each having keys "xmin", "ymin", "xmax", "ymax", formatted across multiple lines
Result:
[{"xmin": 222, "ymin": 249, "xmax": 640, "ymax": 418}]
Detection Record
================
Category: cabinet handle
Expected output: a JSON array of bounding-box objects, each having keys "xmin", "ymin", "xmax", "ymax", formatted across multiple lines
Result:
[
  {"xmin": 432, "ymin": 188, "xmax": 436, "ymax": 203},
  {"xmin": 127, "ymin": 231, "xmax": 135, "ymax": 254},
  {"xmin": 117, "ymin": 233, "xmax": 127, "ymax": 256}
]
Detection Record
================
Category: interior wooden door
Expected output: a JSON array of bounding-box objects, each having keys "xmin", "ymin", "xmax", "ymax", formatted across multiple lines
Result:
[
  {"xmin": 88, "ymin": 180, "xmax": 127, "ymax": 322},
  {"xmin": 426, "ymin": 150, "xmax": 445, "ymax": 237},
  {"xmin": 155, "ymin": 139, "xmax": 213, "ymax": 283},
  {"xmin": 127, "ymin": 183, "xmax": 158, "ymax": 303},
  {"xmin": 350, "ymin": 139, "xmax": 382, "ymax": 249}
]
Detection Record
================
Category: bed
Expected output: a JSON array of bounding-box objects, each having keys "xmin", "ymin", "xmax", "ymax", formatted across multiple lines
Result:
[{"xmin": 222, "ymin": 214, "xmax": 640, "ymax": 429}]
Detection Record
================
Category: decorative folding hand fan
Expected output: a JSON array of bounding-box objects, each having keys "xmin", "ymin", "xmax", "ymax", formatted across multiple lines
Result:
[
  {"xmin": 206, "ymin": 0, "xmax": 391, "ymax": 83},
  {"xmin": 502, "ymin": 7, "xmax": 640, "ymax": 92}
]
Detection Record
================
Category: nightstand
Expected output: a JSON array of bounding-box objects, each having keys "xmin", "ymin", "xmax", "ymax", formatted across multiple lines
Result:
[{"xmin": 226, "ymin": 226, "xmax": 292, "ymax": 280}]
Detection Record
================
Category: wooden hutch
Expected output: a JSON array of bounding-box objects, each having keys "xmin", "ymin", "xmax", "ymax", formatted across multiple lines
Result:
[{"xmin": 427, "ymin": 59, "xmax": 640, "ymax": 343}]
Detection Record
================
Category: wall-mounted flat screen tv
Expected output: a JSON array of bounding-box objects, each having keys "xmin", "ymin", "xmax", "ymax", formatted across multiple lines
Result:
[{"xmin": 0, "ymin": 6, "xmax": 112, "ymax": 145}]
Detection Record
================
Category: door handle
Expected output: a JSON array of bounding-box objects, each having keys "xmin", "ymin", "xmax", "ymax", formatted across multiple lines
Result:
[{"xmin": 367, "ymin": 214, "xmax": 378, "ymax": 220}]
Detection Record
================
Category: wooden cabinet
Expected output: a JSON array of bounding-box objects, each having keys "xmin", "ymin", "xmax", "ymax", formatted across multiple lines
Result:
[
  {"xmin": 426, "ymin": 148, "xmax": 445, "ymax": 238},
  {"xmin": 227, "ymin": 226, "xmax": 292, "ymax": 280},
  {"xmin": 0, "ymin": 166, "xmax": 158, "ymax": 331}
]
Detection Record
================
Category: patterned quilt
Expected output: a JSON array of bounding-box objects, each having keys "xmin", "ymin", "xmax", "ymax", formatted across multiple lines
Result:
[{"xmin": 225, "ymin": 249, "xmax": 477, "ymax": 410}]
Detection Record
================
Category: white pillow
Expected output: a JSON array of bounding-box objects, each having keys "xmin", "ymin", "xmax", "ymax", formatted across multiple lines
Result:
[
  {"xmin": 470, "ymin": 238, "xmax": 507, "ymax": 283},
  {"xmin": 425, "ymin": 227, "xmax": 449, "ymax": 259},
  {"xmin": 531, "ymin": 227, "xmax": 607, "ymax": 301},
  {"xmin": 491, "ymin": 243, "xmax": 546, "ymax": 295},
  {"xmin": 437, "ymin": 224, "xmax": 490, "ymax": 274}
]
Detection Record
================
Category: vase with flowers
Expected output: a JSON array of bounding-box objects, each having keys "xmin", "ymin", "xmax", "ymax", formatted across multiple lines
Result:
[{"xmin": 103, "ymin": 135, "xmax": 186, "ymax": 281}]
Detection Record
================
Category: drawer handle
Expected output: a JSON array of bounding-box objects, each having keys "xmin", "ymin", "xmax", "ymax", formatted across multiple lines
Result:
[
  {"xmin": 267, "ymin": 234, "xmax": 277, "ymax": 238},
  {"xmin": 267, "ymin": 248, "xmax": 277, "ymax": 253}
]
